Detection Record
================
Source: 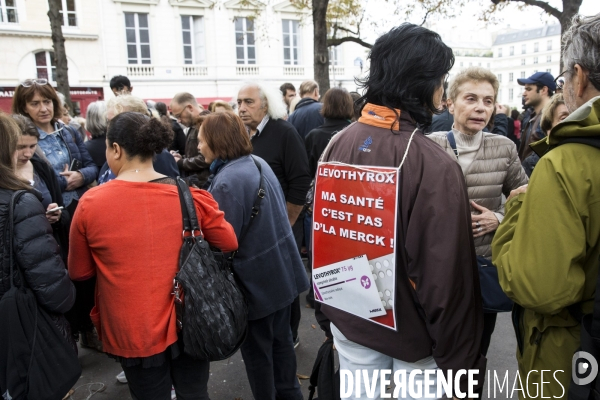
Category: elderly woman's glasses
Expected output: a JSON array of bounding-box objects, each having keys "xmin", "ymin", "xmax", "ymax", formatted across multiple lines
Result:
[
  {"xmin": 20, "ymin": 79, "xmax": 48, "ymax": 87},
  {"xmin": 554, "ymin": 71, "xmax": 567, "ymax": 91}
]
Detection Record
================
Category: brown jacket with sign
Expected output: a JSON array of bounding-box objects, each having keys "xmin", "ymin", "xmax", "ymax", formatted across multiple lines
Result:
[{"xmin": 317, "ymin": 103, "xmax": 486, "ymax": 395}]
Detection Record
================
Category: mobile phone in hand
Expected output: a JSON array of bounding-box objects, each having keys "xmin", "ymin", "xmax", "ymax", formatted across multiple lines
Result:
[
  {"xmin": 69, "ymin": 158, "xmax": 82, "ymax": 172},
  {"xmin": 46, "ymin": 206, "xmax": 64, "ymax": 214}
]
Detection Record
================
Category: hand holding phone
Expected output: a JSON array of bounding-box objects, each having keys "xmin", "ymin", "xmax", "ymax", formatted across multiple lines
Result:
[
  {"xmin": 46, "ymin": 206, "xmax": 64, "ymax": 214},
  {"xmin": 69, "ymin": 158, "xmax": 82, "ymax": 172},
  {"xmin": 45, "ymin": 203, "xmax": 63, "ymax": 224}
]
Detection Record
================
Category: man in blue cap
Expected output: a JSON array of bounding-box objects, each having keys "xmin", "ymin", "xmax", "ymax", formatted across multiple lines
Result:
[{"xmin": 517, "ymin": 71, "xmax": 556, "ymax": 160}]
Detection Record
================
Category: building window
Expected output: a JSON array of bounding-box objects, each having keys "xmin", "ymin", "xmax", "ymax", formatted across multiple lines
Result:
[
  {"xmin": 35, "ymin": 51, "xmax": 56, "ymax": 82},
  {"xmin": 498, "ymin": 73, "xmax": 502, "ymax": 83},
  {"xmin": 329, "ymin": 47, "xmax": 340, "ymax": 66},
  {"xmin": 498, "ymin": 88, "xmax": 503, "ymax": 101},
  {"xmin": 460, "ymin": 62, "xmax": 463, "ymax": 67},
  {"xmin": 521, "ymin": 71, "xmax": 526, "ymax": 78},
  {"xmin": 534, "ymin": 57, "xmax": 538, "ymax": 64},
  {"xmin": 534, "ymin": 69, "xmax": 538, "ymax": 73},
  {"xmin": 498, "ymin": 48, "xmax": 502, "ymax": 57},
  {"xmin": 547, "ymin": 40, "xmax": 552, "ymax": 51},
  {"xmin": 181, "ymin": 15, "xmax": 206, "ymax": 65},
  {"xmin": 282, "ymin": 19, "xmax": 300, "ymax": 65},
  {"xmin": 509, "ymin": 72, "xmax": 513, "ymax": 82},
  {"xmin": 521, "ymin": 44, "xmax": 526, "ymax": 54},
  {"xmin": 534, "ymin": 42, "xmax": 539, "ymax": 52},
  {"xmin": 509, "ymin": 88, "xmax": 514, "ymax": 100},
  {"xmin": 59, "ymin": 0, "xmax": 76, "ymax": 27},
  {"xmin": 0, "ymin": 0, "xmax": 17, "ymax": 23},
  {"xmin": 547, "ymin": 55, "xmax": 552, "ymax": 63},
  {"xmin": 125, "ymin": 13, "xmax": 151, "ymax": 64},
  {"xmin": 469, "ymin": 62, "xmax": 472, "ymax": 67},
  {"xmin": 521, "ymin": 58, "xmax": 526, "ymax": 66},
  {"xmin": 509, "ymin": 46, "xmax": 514, "ymax": 56},
  {"xmin": 546, "ymin": 68, "xmax": 552, "ymax": 73},
  {"xmin": 487, "ymin": 63, "xmax": 490, "ymax": 68},
  {"xmin": 235, "ymin": 17, "xmax": 256, "ymax": 65}
]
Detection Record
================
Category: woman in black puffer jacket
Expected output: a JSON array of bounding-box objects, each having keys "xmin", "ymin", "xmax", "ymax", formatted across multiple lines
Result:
[{"xmin": 0, "ymin": 112, "xmax": 74, "ymax": 316}]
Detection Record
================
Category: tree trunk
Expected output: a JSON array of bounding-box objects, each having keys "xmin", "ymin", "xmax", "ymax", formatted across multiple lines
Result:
[
  {"xmin": 47, "ymin": 0, "xmax": 72, "ymax": 111},
  {"xmin": 558, "ymin": 0, "xmax": 583, "ymax": 70},
  {"xmin": 312, "ymin": 0, "xmax": 330, "ymax": 93}
]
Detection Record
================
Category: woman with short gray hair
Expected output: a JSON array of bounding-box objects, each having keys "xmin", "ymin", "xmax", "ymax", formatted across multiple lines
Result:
[
  {"xmin": 85, "ymin": 101, "xmax": 108, "ymax": 171},
  {"xmin": 428, "ymin": 66, "xmax": 529, "ymax": 356}
]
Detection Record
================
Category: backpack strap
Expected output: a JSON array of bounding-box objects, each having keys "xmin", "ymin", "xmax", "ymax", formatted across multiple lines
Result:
[{"xmin": 446, "ymin": 130, "xmax": 459, "ymax": 159}]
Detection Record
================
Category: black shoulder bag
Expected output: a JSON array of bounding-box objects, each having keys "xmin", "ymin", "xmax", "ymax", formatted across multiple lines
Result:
[
  {"xmin": 446, "ymin": 130, "xmax": 513, "ymax": 313},
  {"xmin": 173, "ymin": 156, "xmax": 265, "ymax": 361},
  {"xmin": 0, "ymin": 191, "xmax": 81, "ymax": 400}
]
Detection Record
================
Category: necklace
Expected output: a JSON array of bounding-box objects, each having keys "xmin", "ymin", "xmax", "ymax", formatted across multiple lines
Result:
[{"xmin": 120, "ymin": 168, "xmax": 150, "ymax": 174}]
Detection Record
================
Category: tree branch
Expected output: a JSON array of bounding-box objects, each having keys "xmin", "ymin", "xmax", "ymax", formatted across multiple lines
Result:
[
  {"xmin": 420, "ymin": 9, "xmax": 432, "ymax": 26},
  {"xmin": 503, "ymin": 0, "xmax": 562, "ymax": 20},
  {"xmin": 331, "ymin": 23, "xmax": 359, "ymax": 36},
  {"xmin": 328, "ymin": 36, "xmax": 372, "ymax": 48}
]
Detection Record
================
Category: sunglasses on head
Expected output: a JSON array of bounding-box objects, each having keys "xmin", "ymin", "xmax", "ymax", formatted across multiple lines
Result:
[{"xmin": 20, "ymin": 79, "xmax": 49, "ymax": 88}]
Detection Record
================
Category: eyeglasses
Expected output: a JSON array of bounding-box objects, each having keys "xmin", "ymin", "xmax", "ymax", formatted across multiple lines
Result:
[
  {"xmin": 554, "ymin": 70, "xmax": 567, "ymax": 91},
  {"xmin": 21, "ymin": 79, "xmax": 48, "ymax": 87}
]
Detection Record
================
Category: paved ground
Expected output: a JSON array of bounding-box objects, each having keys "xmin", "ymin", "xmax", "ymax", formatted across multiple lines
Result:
[{"xmin": 68, "ymin": 284, "xmax": 519, "ymax": 400}]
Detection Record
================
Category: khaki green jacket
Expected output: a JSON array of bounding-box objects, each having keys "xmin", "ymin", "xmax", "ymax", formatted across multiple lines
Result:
[{"xmin": 492, "ymin": 96, "xmax": 600, "ymax": 398}]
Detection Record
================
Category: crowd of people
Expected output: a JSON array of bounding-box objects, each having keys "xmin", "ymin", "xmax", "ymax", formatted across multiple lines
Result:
[{"xmin": 0, "ymin": 11, "xmax": 599, "ymax": 400}]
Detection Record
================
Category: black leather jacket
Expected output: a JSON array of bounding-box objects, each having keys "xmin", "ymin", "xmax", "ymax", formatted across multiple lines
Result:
[{"xmin": 0, "ymin": 189, "xmax": 75, "ymax": 313}]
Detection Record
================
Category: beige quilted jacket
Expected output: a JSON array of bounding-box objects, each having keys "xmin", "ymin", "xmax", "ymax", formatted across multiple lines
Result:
[{"xmin": 427, "ymin": 131, "xmax": 529, "ymax": 257}]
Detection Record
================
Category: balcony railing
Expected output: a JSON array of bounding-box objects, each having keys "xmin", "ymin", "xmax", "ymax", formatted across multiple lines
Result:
[
  {"xmin": 108, "ymin": 64, "xmax": 357, "ymax": 81},
  {"xmin": 329, "ymin": 66, "xmax": 344, "ymax": 76},
  {"xmin": 236, "ymin": 66, "xmax": 260, "ymax": 75},
  {"xmin": 183, "ymin": 66, "xmax": 208, "ymax": 76},
  {"xmin": 283, "ymin": 66, "xmax": 305, "ymax": 76},
  {"xmin": 127, "ymin": 65, "xmax": 155, "ymax": 77}
]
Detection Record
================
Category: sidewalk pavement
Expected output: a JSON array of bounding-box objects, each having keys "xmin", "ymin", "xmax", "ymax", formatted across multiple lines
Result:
[
  {"xmin": 67, "ymin": 294, "xmax": 518, "ymax": 399},
  {"xmin": 68, "ymin": 288, "xmax": 325, "ymax": 400}
]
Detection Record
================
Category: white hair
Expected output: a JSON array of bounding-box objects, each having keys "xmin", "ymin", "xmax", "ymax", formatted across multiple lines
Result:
[
  {"xmin": 56, "ymin": 91, "xmax": 67, "ymax": 107},
  {"xmin": 240, "ymin": 82, "xmax": 288, "ymax": 120}
]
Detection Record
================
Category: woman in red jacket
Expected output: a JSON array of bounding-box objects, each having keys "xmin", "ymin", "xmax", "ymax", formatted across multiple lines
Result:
[{"xmin": 69, "ymin": 112, "xmax": 238, "ymax": 400}]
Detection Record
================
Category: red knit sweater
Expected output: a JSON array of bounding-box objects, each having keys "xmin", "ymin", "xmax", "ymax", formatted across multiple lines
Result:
[{"xmin": 69, "ymin": 180, "xmax": 238, "ymax": 358}]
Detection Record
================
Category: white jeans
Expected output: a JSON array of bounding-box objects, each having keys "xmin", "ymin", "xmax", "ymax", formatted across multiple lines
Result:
[{"xmin": 332, "ymin": 323, "xmax": 444, "ymax": 400}]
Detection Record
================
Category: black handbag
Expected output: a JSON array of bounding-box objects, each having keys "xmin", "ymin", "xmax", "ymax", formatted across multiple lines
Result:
[
  {"xmin": 172, "ymin": 156, "xmax": 265, "ymax": 361},
  {"xmin": 446, "ymin": 131, "xmax": 513, "ymax": 313},
  {"xmin": 0, "ymin": 191, "xmax": 81, "ymax": 400},
  {"xmin": 477, "ymin": 256, "xmax": 513, "ymax": 313}
]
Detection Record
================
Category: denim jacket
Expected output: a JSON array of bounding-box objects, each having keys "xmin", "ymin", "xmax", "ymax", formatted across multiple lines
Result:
[{"xmin": 37, "ymin": 122, "xmax": 98, "ymax": 206}]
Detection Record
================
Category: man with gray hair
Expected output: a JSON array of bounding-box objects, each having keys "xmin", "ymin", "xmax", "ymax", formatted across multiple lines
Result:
[
  {"xmin": 287, "ymin": 80, "xmax": 324, "ymax": 140},
  {"xmin": 236, "ymin": 82, "xmax": 310, "ymax": 400},
  {"xmin": 492, "ymin": 13, "xmax": 600, "ymax": 398}
]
